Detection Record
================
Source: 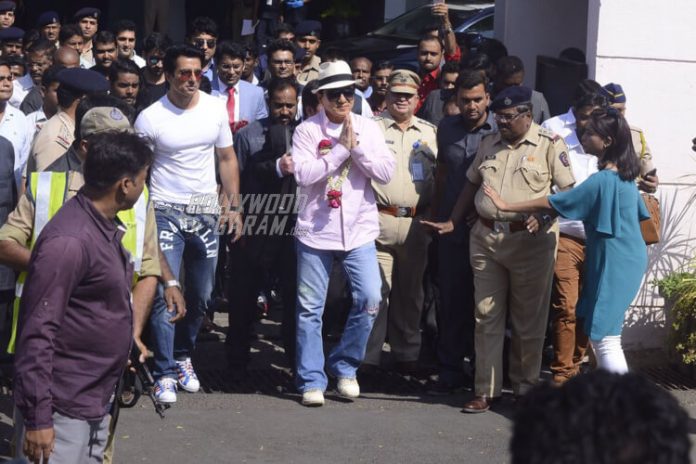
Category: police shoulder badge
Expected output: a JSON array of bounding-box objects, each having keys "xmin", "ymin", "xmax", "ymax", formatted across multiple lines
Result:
[
  {"xmin": 110, "ymin": 108, "xmax": 124, "ymax": 120},
  {"xmin": 559, "ymin": 152, "xmax": 570, "ymax": 167}
]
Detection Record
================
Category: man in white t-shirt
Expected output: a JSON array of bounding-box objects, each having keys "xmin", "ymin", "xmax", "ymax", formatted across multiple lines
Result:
[{"xmin": 135, "ymin": 44, "xmax": 242, "ymax": 404}]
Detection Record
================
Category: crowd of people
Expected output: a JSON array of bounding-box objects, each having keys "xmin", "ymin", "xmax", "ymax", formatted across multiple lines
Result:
[{"xmin": 0, "ymin": 0, "xmax": 677, "ymax": 462}]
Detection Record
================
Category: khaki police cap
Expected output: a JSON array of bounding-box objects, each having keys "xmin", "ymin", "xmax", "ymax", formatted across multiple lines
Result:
[
  {"xmin": 80, "ymin": 107, "xmax": 132, "ymax": 139},
  {"xmin": 388, "ymin": 70, "xmax": 421, "ymax": 95}
]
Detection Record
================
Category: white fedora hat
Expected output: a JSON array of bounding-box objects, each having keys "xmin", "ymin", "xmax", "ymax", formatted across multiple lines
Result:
[{"xmin": 312, "ymin": 60, "xmax": 359, "ymax": 93}]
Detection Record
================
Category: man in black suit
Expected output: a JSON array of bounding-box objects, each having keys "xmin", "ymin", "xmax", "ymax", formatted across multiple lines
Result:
[{"xmin": 226, "ymin": 77, "xmax": 299, "ymax": 373}]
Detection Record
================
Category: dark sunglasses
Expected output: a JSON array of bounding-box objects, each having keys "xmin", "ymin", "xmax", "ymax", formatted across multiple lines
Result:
[
  {"xmin": 147, "ymin": 55, "xmax": 164, "ymax": 65},
  {"xmin": 193, "ymin": 38, "xmax": 217, "ymax": 48},
  {"xmin": 325, "ymin": 86, "xmax": 355, "ymax": 101}
]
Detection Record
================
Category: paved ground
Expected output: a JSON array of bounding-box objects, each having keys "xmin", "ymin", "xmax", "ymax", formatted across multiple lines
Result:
[{"xmin": 2, "ymin": 309, "xmax": 696, "ymax": 463}]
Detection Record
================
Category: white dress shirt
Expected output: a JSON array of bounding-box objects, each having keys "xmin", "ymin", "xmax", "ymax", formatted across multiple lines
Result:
[
  {"xmin": 213, "ymin": 78, "xmax": 240, "ymax": 123},
  {"xmin": 10, "ymin": 74, "xmax": 34, "ymax": 108},
  {"xmin": 542, "ymin": 108, "xmax": 599, "ymax": 240},
  {"xmin": 0, "ymin": 103, "xmax": 31, "ymax": 188},
  {"xmin": 130, "ymin": 53, "xmax": 146, "ymax": 68}
]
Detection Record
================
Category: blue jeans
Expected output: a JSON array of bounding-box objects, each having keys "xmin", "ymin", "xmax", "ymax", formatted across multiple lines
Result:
[
  {"xmin": 295, "ymin": 240, "xmax": 382, "ymax": 393},
  {"xmin": 150, "ymin": 204, "xmax": 219, "ymax": 379}
]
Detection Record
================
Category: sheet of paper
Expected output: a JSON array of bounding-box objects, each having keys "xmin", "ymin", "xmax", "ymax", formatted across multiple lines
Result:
[{"xmin": 242, "ymin": 19, "xmax": 255, "ymax": 36}]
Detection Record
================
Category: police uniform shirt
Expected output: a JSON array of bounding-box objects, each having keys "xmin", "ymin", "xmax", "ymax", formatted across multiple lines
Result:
[
  {"xmin": 0, "ymin": 102, "xmax": 31, "ymax": 187},
  {"xmin": 630, "ymin": 125, "xmax": 655, "ymax": 176},
  {"xmin": 27, "ymin": 111, "xmax": 75, "ymax": 174},
  {"xmin": 296, "ymin": 55, "xmax": 321, "ymax": 86},
  {"xmin": 81, "ymin": 41, "xmax": 95, "ymax": 67},
  {"xmin": 466, "ymin": 123, "xmax": 575, "ymax": 221},
  {"xmin": 25, "ymin": 108, "xmax": 47, "ymax": 144},
  {"xmin": 372, "ymin": 112, "xmax": 438, "ymax": 209}
]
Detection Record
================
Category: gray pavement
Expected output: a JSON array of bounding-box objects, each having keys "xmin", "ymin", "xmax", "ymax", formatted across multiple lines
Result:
[{"xmin": 3, "ymin": 311, "xmax": 696, "ymax": 463}]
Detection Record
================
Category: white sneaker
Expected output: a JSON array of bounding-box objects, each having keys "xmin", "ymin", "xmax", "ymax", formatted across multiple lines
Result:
[
  {"xmin": 154, "ymin": 378, "xmax": 177, "ymax": 404},
  {"xmin": 176, "ymin": 358, "xmax": 201, "ymax": 393},
  {"xmin": 301, "ymin": 389, "xmax": 325, "ymax": 407},
  {"xmin": 336, "ymin": 378, "xmax": 360, "ymax": 399}
]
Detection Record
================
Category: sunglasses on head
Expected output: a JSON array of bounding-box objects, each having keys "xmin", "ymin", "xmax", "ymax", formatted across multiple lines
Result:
[{"xmin": 325, "ymin": 86, "xmax": 355, "ymax": 101}]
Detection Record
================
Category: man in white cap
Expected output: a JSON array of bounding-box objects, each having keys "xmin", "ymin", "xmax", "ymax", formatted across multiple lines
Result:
[{"xmin": 292, "ymin": 60, "xmax": 395, "ymax": 406}]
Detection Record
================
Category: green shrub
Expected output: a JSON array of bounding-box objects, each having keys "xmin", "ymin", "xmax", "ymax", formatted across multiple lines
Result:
[{"xmin": 657, "ymin": 272, "xmax": 696, "ymax": 365}]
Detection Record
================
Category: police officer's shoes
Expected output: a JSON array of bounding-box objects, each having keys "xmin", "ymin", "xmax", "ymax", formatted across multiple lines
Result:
[{"xmin": 461, "ymin": 395, "xmax": 500, "ymax": 414}]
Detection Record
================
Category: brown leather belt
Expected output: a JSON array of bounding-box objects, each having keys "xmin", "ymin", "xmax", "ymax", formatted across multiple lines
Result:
[
  {"xmin": 378, "ymin": 205, "xmax": 422, "ymax": 218},
  {"xmin": 479, "ymin": 217, "xmax": 527, "ymax": 233}
]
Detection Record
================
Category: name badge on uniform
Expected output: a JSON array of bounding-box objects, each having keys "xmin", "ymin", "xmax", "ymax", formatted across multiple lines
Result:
[
  {"xmin": 385, "ymin": 140, "xmax": 395, "ymax": 145},
  {"xmin": 411, "ymin": 160, "xmax": 424, "ymax": 181}
]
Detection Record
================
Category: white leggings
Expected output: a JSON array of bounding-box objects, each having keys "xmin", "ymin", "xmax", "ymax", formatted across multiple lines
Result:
[{"xmin": 591, "ymin": 335, "xmax": 628, "ymax": 374}]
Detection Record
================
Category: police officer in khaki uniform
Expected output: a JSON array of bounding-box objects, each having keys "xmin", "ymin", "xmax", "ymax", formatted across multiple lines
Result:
[
  {"xmin": 26, "ymin": 68, "xmax": 109, "ymax": 175},
  {"xmin": 294, "ymin": 21, "xmax": 322, "ymax": 85},
  {"xmin": 602, "ymin": 83, "xmax": 659, "ymax": 193},
  {"xmin": 423, "ymin": 86, "xmax": 575, "ymax": 412},
  {"xmin": 74, "ymin": 7, "xmax": 101, "ymax": 67},
  {"xmin": 363, "ymin": 70, "xmax": 438, "ymax": 371}
]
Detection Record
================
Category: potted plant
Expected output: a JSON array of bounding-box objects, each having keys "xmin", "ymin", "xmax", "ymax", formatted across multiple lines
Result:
[{"xmin": 656, "ymin": 268, "xmax": 696, "ymax": 376}]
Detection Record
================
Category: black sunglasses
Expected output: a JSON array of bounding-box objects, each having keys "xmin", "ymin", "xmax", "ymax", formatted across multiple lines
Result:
[
  {"xmin": 193, "ymin": 38, "xmax": 217, "ymax": 48},
  {"xmin": 147, "ymin": 55, "xmax": 164, "ymax": 65},
  {"xmin": 325, "ymin": 86, "xmax": 355, "ymax": 101}
]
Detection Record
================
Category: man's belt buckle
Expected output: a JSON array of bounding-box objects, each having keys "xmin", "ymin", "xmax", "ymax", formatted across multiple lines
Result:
[
  {"xmin": 493, "ymin": 221, "xmax": 510, "ymax": 233},
  {"xmin": 396, "ymin": 207, "xmax": 410, "ymax": 218}
]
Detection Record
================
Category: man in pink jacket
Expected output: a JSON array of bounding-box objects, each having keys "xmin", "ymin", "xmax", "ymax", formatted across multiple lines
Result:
[{"xmin": 291, "ymin": 60, "xmax": 395, "ymax": 406}]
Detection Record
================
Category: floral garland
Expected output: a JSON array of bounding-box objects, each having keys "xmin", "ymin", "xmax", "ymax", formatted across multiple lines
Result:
[{"xmin": 318, "ymin": 138, "xmax": 351, "ymax": 208}]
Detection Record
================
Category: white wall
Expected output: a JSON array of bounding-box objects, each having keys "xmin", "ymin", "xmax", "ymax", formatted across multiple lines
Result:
[
  {"xmin": 586, "ymin": 0, "xmax": 696, "ymax": 349},
  {"xmin": 494, "ymin": 0, "xmax": 588, "ymax": 87}
]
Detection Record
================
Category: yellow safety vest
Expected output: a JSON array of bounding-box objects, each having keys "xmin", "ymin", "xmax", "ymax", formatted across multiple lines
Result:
[{"xmin": 8, "ymin": 171, "xmax": 148, "ymax": 353}]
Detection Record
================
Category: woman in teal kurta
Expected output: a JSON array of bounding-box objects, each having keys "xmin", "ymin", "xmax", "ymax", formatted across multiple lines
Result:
[{"xmin": 483, "ymin": 108, "xmax": 650, "ymax": 374}]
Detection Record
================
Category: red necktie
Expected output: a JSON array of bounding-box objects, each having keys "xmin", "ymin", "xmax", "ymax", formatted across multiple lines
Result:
[{"xmin": 226, "ymin": 86, "xmax": 236, "ymax": 126}]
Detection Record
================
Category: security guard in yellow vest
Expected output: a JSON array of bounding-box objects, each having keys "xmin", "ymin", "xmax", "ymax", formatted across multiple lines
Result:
[
  {"xmin": 0, "ymin": 106, "xmax": 163, "ymax": 355},
  {"xmin": 363, "ymin": 70, "xmax": 438, "ymax": 370},
  {"xmin": 0, "ymin": 105, "xmax": 167, "ymax": 464},
  {"xmin": 423, "ymin": 86, "xmax": 576, "ymax": 412}
]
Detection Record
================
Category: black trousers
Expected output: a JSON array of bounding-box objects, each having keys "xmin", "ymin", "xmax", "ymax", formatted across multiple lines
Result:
[
  {"xmin": 225, "ymin": 234, "xmax": 297, "ymax": 370},
  {"xmin": 435, "ymin": 236, "xmax": 476, "ymax": 384}
]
